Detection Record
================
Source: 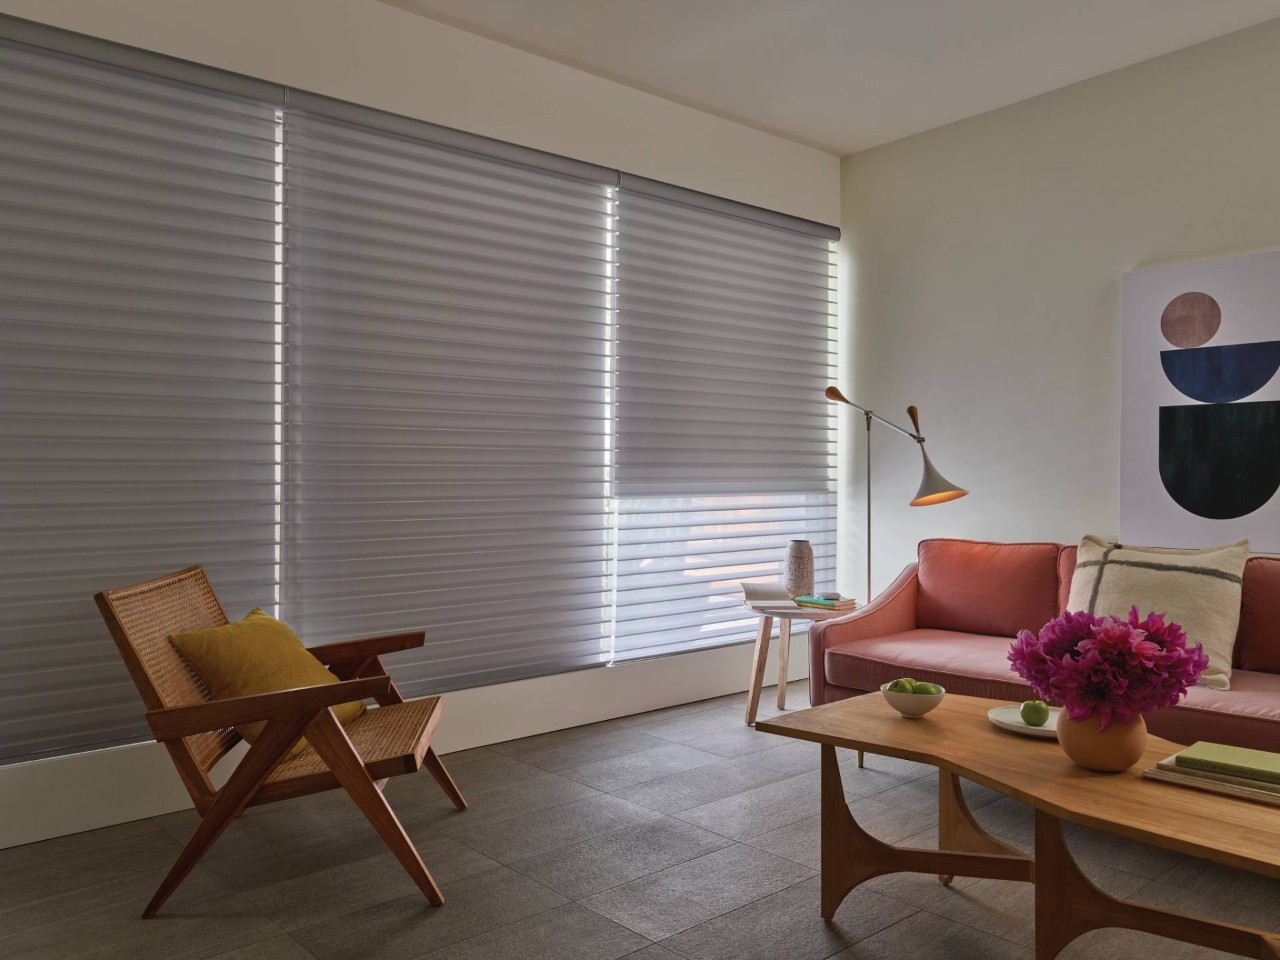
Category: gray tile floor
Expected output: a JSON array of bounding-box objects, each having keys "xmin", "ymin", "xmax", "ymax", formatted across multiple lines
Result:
[{"xmin": 4, "ymin": 681, "xmax": 1280, "ymax": 960}]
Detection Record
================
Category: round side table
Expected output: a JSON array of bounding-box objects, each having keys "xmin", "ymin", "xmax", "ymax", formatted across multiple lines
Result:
[{"xmin": 743, "ymin": 604, "xmax": 854, "ymax": 726}]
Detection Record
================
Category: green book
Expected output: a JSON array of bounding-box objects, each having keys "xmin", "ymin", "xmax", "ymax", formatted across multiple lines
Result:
[{"xmin": 1175, "ymin": 741, "xmax": 1280, "ymax": 785}]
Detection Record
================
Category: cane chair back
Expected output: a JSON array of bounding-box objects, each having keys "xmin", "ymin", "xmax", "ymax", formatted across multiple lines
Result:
[{"xmin": 96, "ymin": 566, "xmax": 239, "ymax": 794}]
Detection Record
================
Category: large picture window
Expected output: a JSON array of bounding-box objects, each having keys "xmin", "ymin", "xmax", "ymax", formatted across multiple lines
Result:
[{"xmin": 0, "ymin": 24, "xmax": 838, "ymax": 763}]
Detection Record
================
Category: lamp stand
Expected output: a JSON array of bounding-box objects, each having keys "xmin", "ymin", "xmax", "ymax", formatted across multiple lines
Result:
[{"xmin": 864, "ymin": 411, "xmax": 873, "ymax": 604}]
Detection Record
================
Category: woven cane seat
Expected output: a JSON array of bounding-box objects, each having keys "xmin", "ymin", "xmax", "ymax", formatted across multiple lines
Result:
[{"xmin": 262, "ymin": 695, "xmax": 442, "ymax": 793}]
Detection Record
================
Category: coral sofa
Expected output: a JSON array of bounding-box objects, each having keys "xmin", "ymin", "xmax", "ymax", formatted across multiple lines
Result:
[{"xmin": 809, "ymin": 539, "xmax": 1280, "ymax": 751}]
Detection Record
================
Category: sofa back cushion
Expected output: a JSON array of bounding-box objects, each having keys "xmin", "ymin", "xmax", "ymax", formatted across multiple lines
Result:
[
  {"xmin": 916, "ymin": 539, "xmax": 1062, "ymax": 638},
  {"xmin": 1057, "ymin": 546, "xmax": 1077, "ymax": 612},
  {"xmin": 1237, "ymin": 556, "xmax": 1280, "ymax": 673}
]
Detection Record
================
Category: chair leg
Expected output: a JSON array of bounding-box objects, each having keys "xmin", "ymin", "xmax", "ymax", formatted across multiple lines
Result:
[
  {"xmin": 424, "ymin": 747, "xmax": 467, "ymax": 811},
  {"xmin": 306, "ymin": 709, "xmax": 445, "ymax": 906},
  {"xmin": 144, "ymin": 714, "xmax": 310, "ymax": 918}
]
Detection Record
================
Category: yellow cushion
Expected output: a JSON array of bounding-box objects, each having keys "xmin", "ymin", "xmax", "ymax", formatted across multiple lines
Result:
[{"xmin": 170, "ymin": 608, "xmax": 365, "ymax": 759}]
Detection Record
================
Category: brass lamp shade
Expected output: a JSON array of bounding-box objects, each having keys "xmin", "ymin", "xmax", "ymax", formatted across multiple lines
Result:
[{"xmin": 910, "ymin": 448, "xmax": 968, "ymax": 507}]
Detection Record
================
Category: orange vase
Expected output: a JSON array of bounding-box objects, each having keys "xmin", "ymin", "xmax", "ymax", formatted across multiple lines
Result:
[{"xmin": 1056, "ymin": 711, "xmax": 1147, "ymax": 772}]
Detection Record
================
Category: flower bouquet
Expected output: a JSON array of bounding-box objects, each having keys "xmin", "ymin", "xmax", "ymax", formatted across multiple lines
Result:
[{"xmin": 1008, "ymin": 607, "xmax": 1207, "ymax": 771}]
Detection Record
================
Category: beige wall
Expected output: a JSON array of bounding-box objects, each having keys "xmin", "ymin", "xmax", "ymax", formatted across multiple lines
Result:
[
  {"xmin": 837, "ymin": 19, "xmax": 1280, "ymax": 598},
  {"xmin": 0, "ymin": 0, "xmax": 838, "ymax": 223}
]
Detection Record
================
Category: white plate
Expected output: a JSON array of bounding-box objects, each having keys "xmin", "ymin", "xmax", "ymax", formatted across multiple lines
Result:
[{"xmin": 987, "ymin": 705, "xmax": 1061, "ymax": 739}]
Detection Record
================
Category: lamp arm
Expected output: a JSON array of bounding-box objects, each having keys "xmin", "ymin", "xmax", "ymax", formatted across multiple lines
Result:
[{"xmin": 826, "ymin": 391, "xmax": 922, "ymax": 442}]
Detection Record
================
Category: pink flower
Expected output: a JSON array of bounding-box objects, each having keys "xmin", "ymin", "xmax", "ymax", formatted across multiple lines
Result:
[{"xmin": 1008, "ymin": 606, "xmax": 1206, "ymax": 730}]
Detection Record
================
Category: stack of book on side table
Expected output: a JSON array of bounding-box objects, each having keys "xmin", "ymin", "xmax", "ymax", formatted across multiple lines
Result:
[
  {"xmin": 793, "ymin": 595, "xmax": 858, "ymax": 612},
  {"xmin": 1143, "ymin": 741, "xmax": 1280, "ymax": 807}
]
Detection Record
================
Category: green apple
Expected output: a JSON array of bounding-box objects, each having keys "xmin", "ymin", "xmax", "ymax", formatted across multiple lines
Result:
[
  {"xmin": 886, "ymin": 678, "xmax": 916, "ymax": 694},
  {"xmin": 913, "ymin": 682, "xmax": 942, "ymax": 696},
  {"xmin": 1020, "ymin": 699, "xmax": 1050, "ymax": 727}
]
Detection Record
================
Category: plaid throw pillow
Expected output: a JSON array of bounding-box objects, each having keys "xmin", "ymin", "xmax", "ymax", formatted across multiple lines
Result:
[{"xmin": 1066, "ymin": 535, "xmax": 1249, "ymax": 690}]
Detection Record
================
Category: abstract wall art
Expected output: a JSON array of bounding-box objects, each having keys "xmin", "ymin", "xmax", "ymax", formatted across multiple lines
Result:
[{"xmin": 1121, "ymin": 249, "xmax": 1280, "ymax": 552}]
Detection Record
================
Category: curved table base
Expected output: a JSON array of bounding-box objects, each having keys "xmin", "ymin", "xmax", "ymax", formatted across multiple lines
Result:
[{"xmin": 822, "ymin": 746, "xmax": 1280, "ymax": 959}]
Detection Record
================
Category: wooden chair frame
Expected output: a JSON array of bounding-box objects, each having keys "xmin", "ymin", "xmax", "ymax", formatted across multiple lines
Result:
[{"xmin": 95, "ymin": 566, "xmax": 467, "ymax": 918}]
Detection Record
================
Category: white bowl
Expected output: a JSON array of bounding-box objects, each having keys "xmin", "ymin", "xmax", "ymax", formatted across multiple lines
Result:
[{"xmin": 880, "ymin": 682, "xmax": 946, "ymax": 718}]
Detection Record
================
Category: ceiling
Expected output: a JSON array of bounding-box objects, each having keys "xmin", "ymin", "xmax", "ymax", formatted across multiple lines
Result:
[{"xmin": 379, "ymin": 0, "xmax": 1280, "ymax": 154}]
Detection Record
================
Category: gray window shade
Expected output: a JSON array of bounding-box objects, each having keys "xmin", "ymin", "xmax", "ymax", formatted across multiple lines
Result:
[
  {"xmin": 613, "ymin": 193, "xmax": 836, "ymax": 659},
  {"xmin": 0, "ymin": 40, "xmax": 282, "ymax": 762},
  {"xmin": 282, "ymin": 111, "xmax": 613, "ymax": 695}
]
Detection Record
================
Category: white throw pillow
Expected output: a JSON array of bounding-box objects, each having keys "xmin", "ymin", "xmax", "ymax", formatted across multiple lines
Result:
[{"xmin": 1066, "ymin": 535, "xmax": 1248, "ymax": 690}]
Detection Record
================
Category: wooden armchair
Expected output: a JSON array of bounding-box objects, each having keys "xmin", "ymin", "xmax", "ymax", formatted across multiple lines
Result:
[{"xmin": 94, "ymin": 566, "xmax": 467, "ymax": 918}]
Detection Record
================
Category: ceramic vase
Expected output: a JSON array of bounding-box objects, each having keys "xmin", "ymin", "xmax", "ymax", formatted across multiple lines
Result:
[
  {"xmin": 783, "ymin": 539, "xmax": 814, "ymax": 597},
  {"xmin": 1056, "ymin": 711, "xmax": 1147, "ymax": 772}
]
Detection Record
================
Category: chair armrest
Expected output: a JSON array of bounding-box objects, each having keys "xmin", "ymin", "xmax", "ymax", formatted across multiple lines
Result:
[
  {"xmin": 306, "ymin": 631, "xmax": 426, "ymax": 666},
  {"xmin": 808, "ymin": 564, "xmax": 919, "ymax": 704},
  {"xmin": 146, "ymin": 676, "xmax": 390, "ymax": 741}
]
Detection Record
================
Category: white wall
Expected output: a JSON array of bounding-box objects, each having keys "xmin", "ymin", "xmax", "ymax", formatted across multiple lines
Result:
[
  {"xmin": 837, "ymin": 18, "xmax": 1280, "ymax": 599},
  {"xmin": 0, "ymin": 0, "xmax": 836, "ymax": 847},
  {"xmin": 0, "ymin": 0, "xmax": 838, "ymax": 223}
]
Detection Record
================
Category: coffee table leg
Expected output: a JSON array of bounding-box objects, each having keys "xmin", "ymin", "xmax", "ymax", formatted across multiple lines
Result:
[
  {"xmin": 744, "ymin": 616, "xmax": 772, "ymax": 726},
  {"xmin": 1033, "ymin": 810, "xmax": 1280, "ymax": 960},
  {"xmin": 937, "ymin": 772, "xmax": 1027, "ymax": 885},
  {"xmin": 819, "ymin": 746, "xmax": 1032, "ymax": 919}
]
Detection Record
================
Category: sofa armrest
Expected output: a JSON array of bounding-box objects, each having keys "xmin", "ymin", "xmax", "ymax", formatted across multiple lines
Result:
[{"xmin": 808, "ymin": 563, "xmax": 919, "ymax": 705}]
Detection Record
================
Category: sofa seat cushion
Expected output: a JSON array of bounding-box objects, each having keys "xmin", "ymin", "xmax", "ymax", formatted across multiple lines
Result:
[
  {"xmin": 1147, "ymin": 670, "xmax": 1280, "ymax": 752},
  {"xmin": 825, "ymin": 629, "xmax": 1033, "ymax": 702}
]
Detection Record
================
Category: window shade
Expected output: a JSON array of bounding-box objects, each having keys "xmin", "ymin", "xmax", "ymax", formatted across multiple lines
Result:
[
  {"xmin": 282, "ymin": 110, "xmax": 614, "ymax": 696},
  {"xmin": 613, "ymin": 193, "xmax": 837, "ymax": 659},
  {"xmin": 0, "ymin": 40, "xmax": 282, "ymax": 762}
]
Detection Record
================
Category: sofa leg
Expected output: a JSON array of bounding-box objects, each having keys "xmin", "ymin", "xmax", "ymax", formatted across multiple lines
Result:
[{"xmin": 857, "ymin": 749, "xmax": 864, "ymax": 768}]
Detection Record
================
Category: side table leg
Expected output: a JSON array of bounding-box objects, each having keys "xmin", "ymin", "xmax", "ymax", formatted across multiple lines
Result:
[
  {"xmin": 744, "ymin": 616, "xmax": 772, "ymax": 726},
  {"xmin": 776, "ymin": 618, "xmax": 791, "ymax": 709}
]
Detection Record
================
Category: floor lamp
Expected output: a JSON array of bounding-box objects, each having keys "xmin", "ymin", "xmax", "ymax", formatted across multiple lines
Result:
[{"xmin": 825, "ymin": 386, "xmax": 968, "ymax": 602}]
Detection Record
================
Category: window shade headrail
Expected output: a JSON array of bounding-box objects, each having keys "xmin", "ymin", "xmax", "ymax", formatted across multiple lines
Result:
[
  {"xmin": 0, "ymin": 14, "xmax": 841, "ymax": 241},
  {"xmin": 617, "ymin": 174, "xmax": 841, "ymax": 242}
]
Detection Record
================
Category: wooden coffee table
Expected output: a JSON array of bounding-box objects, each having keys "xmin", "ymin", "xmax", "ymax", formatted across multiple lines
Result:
[{"xmin": 757, "ymin": 694, "xmax": 1280, "ymax": 959}]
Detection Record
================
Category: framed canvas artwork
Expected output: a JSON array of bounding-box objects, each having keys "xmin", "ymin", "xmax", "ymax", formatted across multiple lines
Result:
[{"xmin": 1121, "ymin": 249, "xmax": 1280, "ymax": 552}]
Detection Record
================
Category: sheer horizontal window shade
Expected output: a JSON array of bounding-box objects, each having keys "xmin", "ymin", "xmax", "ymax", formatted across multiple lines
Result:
[
  {"xmin": 0, "ymin": 40, "xmax": 282, "ymax": 762},
  {"xmin": 614, "ymin": 194, "xmax": 837, "ymax": 659},
  {"xmin": 282, "ymin": 111, "xmax": 613, "ymax": 696}
]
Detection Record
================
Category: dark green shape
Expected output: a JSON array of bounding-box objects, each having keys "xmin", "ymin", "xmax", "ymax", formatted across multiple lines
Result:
[{"xmin": 1159, "ymin": 401, "xmax": 1280, "ymax": 519}]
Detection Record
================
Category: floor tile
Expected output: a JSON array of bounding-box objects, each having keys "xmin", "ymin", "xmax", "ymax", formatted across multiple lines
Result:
[
  {"xmin": 290, "ymin": 865, "xmax": 566, "ymax": 960},
  {"xmin": 240, "ymin": 824, "xmax": 498, "ymax": 929},
  {"xmin": 206, "ymin": 938, "xmax": 318, "ymax": 960},
  {"xmin": 2, "ymin": 878, "xmax": 281, "ymax": 960},
  {"xmin": 418, "ymin": 902, "xmax": 648, "ymax": 960},
  {"xmin": 661, "ymin": 875, "xmax": 916, "ymax": 960},
  {"xmin": 493, "ymin": 726, "xmax": 672, "ymax": 773},
  {"xmin": 433, "ymin": 793, "xmax": 660, "ymax": 863},
  {"xmin": 512, "ymin": 816, "xmax": 733, "ymax": 899},
  {"xmin": 743, "ymin": 794, "xmax": 936, "ymax": 870},
  {"xmin": 831, "ymin": 910, "xmax": 1031, "ymax": 959},
  {"xmin": 395, "ymin": 770, "xmax": 602, "ymax": 827},
  {"xmin": 0, "ymin": 819, "xmax": 197, "ymax": 909},
  {"xmin": 1154, "ymin": 855, "xmax": 1280, "ymax": 910},
  {"xmin": 672, "ymin": 771, "xmax": 826, "ymax": 841},
  {"xmin": 556, "ymin": 742, "xmax": 724, "ymax": 792},
  {"xmin": 1059, "ymin": 927, "xmax": 1251, "ymax": 959},
  {"xmin": 748, "ymin": 739, "xmax": 823, "ymax": 776},
  {"xmin": 925, "ymin": 864, "xmax": 1145, "ymax": 947},
  {"xmin": 611, "ymin": 758, "xmax": 792, "ymax": 815},
  {"xmin": 579, "ymin": 843, "xmax": 814, "ymax": 941},
  {"xmin": 1125, "ymin": 875, "xmax": 1280, "ymax": 932},
  {"xmin": 1065, "ymin": 826, "xmax": 1190, "ymax": 880},
  {"xmin": 646, "ymin": 709, "xmax": 784, "ymax": 759}
]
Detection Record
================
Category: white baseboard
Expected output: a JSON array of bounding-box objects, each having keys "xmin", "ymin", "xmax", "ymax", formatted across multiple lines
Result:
[{"xmin": 0, "ymin": 639, "xmax": 809, "ymax": 850}]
